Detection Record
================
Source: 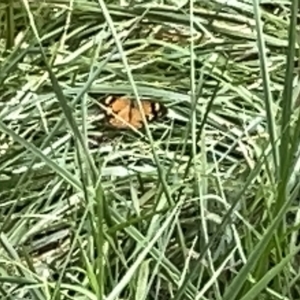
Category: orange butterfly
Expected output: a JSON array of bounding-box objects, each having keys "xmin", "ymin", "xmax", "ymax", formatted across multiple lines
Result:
[{"xmin": 103, "ymin": 96, "xmax": 166, "ymax": 129}]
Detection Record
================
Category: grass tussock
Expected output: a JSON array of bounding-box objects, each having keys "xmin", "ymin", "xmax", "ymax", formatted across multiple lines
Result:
[{"xmin": 1, "ymin": 0, "xmax": 300, "ymax": 299}]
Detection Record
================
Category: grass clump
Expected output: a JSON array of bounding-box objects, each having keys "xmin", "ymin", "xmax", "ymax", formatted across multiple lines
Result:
[{"xmin": 0, "ymin": 0, "xmax": 300, "ymax": 299}]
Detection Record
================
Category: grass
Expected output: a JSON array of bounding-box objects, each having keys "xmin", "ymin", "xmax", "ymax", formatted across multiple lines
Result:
[{"xmin": 0, "ymin": 0, "xmax": 300, "ymax": 299}]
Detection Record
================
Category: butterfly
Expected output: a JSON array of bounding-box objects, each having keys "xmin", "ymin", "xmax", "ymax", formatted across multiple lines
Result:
[{"xmin": 103, "ymin": 95, "xmax": 167, "ymax": 129}]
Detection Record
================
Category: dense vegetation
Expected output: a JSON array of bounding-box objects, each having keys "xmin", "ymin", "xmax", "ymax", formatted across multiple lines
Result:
[{"xmin": 0, "ymin": 1, "xmax": 300, "ymax": 299}]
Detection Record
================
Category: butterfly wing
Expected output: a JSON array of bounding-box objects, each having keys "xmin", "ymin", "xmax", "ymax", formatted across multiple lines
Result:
[{"xmin": 105, "ymin": 96, "xmax": 132, "ymax": 128}]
